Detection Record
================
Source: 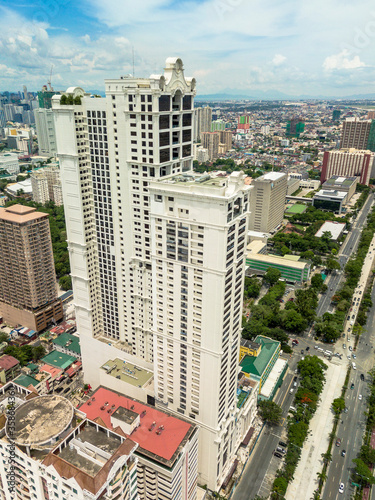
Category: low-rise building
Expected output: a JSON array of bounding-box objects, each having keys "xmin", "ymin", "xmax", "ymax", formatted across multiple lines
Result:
[
  {"xmin": 0, "ymin": 153, "xmax": 19, "ymax": 175},
  {"xmin": 315, "ymin": 220, "xmax": 346, "ymax": 240},
  {"xmin": 52, "ymin": 332, "xmax": 81, "ymax": 360},
  {"xmin": 321, "ymin": 175, "xmax": 358, "ymax": 201},
  {"xmin": 312, "ymin": 189, "xmax": 347, "ymax": 214},
  {"xmin": 0, "ymin": 355, "xmax": 20, "ymax": 383}
]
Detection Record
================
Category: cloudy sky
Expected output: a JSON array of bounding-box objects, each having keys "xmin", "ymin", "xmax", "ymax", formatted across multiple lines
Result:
[{"xmin": 1, "ymin": 0, "xmax": 375, "ymax": 96}]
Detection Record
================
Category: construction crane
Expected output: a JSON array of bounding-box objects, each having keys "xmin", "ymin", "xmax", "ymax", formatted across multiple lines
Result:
[{"xmin": 47, "ymin": 64, "xmax": 54, "ymax": 91}]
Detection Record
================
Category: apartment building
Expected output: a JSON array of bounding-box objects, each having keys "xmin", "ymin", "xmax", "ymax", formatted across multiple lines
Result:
[
  {"xmin": 217, "ymin": 130, "xmax": 232, "ymax": 152},
  {"xmin": 0, "ymin": 204, "xmax": 62, "ymax": 331},
  {"xmin": 193, "ymin": 106, "xmax": 212, "ymax": 141},
  {"xmin": 31, "ymin": 165, "xmax": 62, "ymax": 204},
  {"xmin": 53, "ymin": 58, "xmax": 256, "ymax": 491},
  {"xmin": 0, "ymin": 153, "xmax": 19, "ymax": 175},
  {"xmin": 30, "ymin": 170, "xmax": 49, "ymax": 203},
  {"xmin": 201, "ymin": 131, "xmax": 219, "ymax": 160},
  {"xmin": 149, "ymin": 170, "xmax": 253, "ymax": 488},
  {"xmin": 0, "ymin": 391, "xmax": 138, "ymax": 500},
  {"xmin": 249, "ymin": 172, "xmax": 288, "ymax": 233},
  {"xmin": 321, "ymin": 148, "xmax": 375, "ymax": 185},
  {"xmin": 340, "ymin": 118, "xmax": 373, "ymax": 149}
]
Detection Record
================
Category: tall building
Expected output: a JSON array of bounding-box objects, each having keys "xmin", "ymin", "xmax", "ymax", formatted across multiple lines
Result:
[
  {"xmin": 211, "ymin": 120, "xmax": 226, "ymax": 131},
  {"xmin": 194, "ymin": 106, "xmax": 212, "ymax": 141},
  {"xmin": 53, "ymin": 58, "xmax": 256, "ymax": 492},
  {"xmin": 237, "ymin": 115, "xmax": 250, "ymax": 132},
  {"xmin": 34, "ymin": 87, "xmax": 61, "ymax": 156},
  {"xmin": 0, "ymin": 204, "xmax": 63, "ymax": 331},
  {"xmin": 201, "ymin": 131, "xmax": 219, "ymax": 160},
  {"xmin": 31, "ymin": 170, "xmax": 49, "ymax": 203},
  {"xmin": 23, "ymin": 85, "xmax": 28, "ymax": 101},
  {"xmin": 217, "ymin": 130, "xmax": 232, "ymax": 152},
  {"xmin": 249, "ymin": 172, "xmax": 288, "ymax": 233},
  {"xmin": 332, "ymin": 109, "xmax": 341, "ymax": 121},
  {"xmin": 340, "ymin": 118, "xmax": 373, "ymax": 149},
  {"xmin": 321, "ymin": 149, "xmax": 375, "ymax": 185},
  {"xmin": 286, "ymin": 118, "xmax": 305, "ymax": 137}
]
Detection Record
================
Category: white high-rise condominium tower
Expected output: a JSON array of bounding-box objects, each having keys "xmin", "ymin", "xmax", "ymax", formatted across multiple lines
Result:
[{"xmin": 53, "ymin": 58, "xmax": 256, "ymax": 492}]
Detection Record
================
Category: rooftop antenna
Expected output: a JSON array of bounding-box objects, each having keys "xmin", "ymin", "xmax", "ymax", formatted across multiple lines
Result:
[
  {"xmin": 48, "ymin": 64, "xmax": 54, "ymax": 91},
  {"xmin": 132, "ymin": 47, "xmax": 135, "ymax": 77}
]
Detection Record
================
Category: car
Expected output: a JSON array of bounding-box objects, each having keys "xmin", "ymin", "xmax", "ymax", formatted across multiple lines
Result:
[
  {"xmin": 289, "ymin": 388, "xmax": 294, "ymax": 394},
  {"xmin": 348, "ymin": 328, "xmax": 351, "ymax": 332},
  {"xmin": 352, "ymin": 315, "xmax": 355, "ymax": 319},
  {"xmin": 336, "ymin": 438, "xmax": 341, "ymax": 446},
  {"xmin": 344, "ymin": 407, "xmax": 348, "ymax": 413},
  {"xmin": 351, "ymin": 383, "xmax": 354, "ymax": 389},
  {"xmin": 293, "ymin": 382, "xmax": 297, "ymax": 387},
  {"xmin": 349, "ymin": 346, "xmax": 353, "ymax": 351},
  {"xmin": 292, "ymin": 339, "xmax": 299, "ymax": 344},
  {"xmin": 301, "ymin": 350, "xmax": 304, "ymax": 355},
  {"xmin": 343, "ymin": 344, "xmax": 346, "ymax": 349},
  {"xmin": 339, "ymin": 482, "xmax": 344, "ymax": 494},
  {"xmin": 63, "ymin": 387, "xmax": 70, "ymax": 394},
  {"xmin": 341, "ymin": 450, "xmax": 346, "ymax": 457},
  {"xmin": 274, "ymin": 451, "xmax": 283, "ymax": 459},
  {"xmin": 301, "ymin": 356, "xmax": 305, "ymax": 361},
  {"xmin": 347, "ymin": 355, "xmax": 351, "ymax": 360},
  {"xmin": 330, "ymin": 287, "xmax": 333, "ymax": 291},
  {"xmin": 352, "ymin": 354, "xmax": 356, "ymax": 359},
  {"xmin": 279, "ymin": 441, "xmax": 287, "ymax": 448},
  {"xmin": 342, "ymin": 333, "xmax": 345, "ymax": 338},
  {"xmin": 314, "ymin": 345, "xmax": 319, "ymax": 349},
  {"xmin": 361, "ymin": 374, "xmax": 365, "ymax": 381},
  {"xmin": 293, "ymin": 376, "xmax": 298, "ymax": 381},
  {"xmin": 55, "ymin": 387, "xmax": 64, "ymax": 393},
  {"xmin": 347, "ymin": 316, "xmax": 350, "ymax": 320},
  {"xmin": 359, "ymin": 394, "xmax": 362, "ymax": 400},
  {"xmin": 305, "ymin": 346, "xmax": 310, "ymax": 351}
]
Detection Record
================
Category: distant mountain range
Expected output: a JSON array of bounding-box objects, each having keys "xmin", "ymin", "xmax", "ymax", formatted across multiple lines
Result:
[
  {"xmin": 195, "ymin": 88, "xmax": 375, "ymax": 101},
  {"xmin": 86, "ymin": 88, "xmax": 375, "ymax": 101}
]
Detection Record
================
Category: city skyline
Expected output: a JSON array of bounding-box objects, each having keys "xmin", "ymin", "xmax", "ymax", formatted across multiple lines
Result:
[{"xmin": 1, "ymin": 0, "xmax": 375, "ymax": 96}]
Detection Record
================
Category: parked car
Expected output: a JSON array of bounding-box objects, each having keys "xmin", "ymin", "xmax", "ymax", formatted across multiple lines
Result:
[
  {"xmin": 274, "ymin": 451, "xmax": 283, "ymax": 459},
  {"xmin": 359, "ymin": 394, "xmax": 362, "ymax": 400},
  {"xmin": 349, "ymin": 346, "xmax": 353, "ymax": 351},
  {"xmin": 336, "ymin": 438, "xmax": 341, "ymax": 447},
  {"xmin": 343, "ymin": 344, "xmax": 346, "ymax": 349},
  {"xmin": 279, "ymin": 441, "xmax": 287, "ymax": 448}
]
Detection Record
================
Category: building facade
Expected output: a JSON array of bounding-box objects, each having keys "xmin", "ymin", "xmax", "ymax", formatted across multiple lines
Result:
[
  {"xmin": 194, "ymin": 106, "xmax": 212, "ymax": 141},
  {"xmin": 321, "ymin": 149, "xmax": 375, "ymax": 185},
  {"xmin": 201, "ymin": 132, "xmax": 219, "ymax": 160},
  {"xmin": 0, "ymin": 153, "xmax": 19, "ymax": 175},
  {"xmin": 249, "ymin": 172, "xmax": 287, "ymax": 233},
  {"xmin": 0, "ymin": 204, "xmax": 62, "ymax": 331},
  {"xmin": 53, "ymin": 58, "xmax": 255, "ymax": 492},
  {"xmin": 340, "ymin": 118, "xmax": 373, "ymax": 149},
  {"xmin": 34, "ymin": 108, "xmax": 58, "ymax": 156}
]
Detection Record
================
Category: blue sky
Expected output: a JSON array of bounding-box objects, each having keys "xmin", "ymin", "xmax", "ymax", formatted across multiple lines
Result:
[{"xmin": 1, "ymin": 0, "xmax": 375, "ymax": 96}]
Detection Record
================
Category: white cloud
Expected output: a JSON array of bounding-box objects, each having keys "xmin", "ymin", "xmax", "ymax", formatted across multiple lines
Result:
[
  {"xmin": 272, "ymin": 54, "xmax": 286, "ymax": 66},
  {"xmin": 323, "ymin": 49, "xmax": 366, "ymax": 71}
]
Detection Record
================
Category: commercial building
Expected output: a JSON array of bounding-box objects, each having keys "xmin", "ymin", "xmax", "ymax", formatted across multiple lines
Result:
[
  {"xmin": 80, "ymin": 386, "xmax": 199, "ymax": 500},
  {"xmin": 0, "ymin": 204, "xmax": 63, "ymax": 331},
  {"xmin": 201, "ymin": 131, "xmax": 220, "ymax": 160},
  {"xmin": 299, "ymin": 179, "xmax": 320, "ymax": 190},
  {"xmin": 339, "ymin": 118, "xmax": 373, "ymax": 150},
  {"xmin": 249, "ymin": 172, "xmax": 288, "ymax": 233},
  {"xmin": 0, "ymin": 391, "xmax": 139, "ymax": 500},
  {"xmin": 321, "ymin": 149, "xmax": 375, "ymax": 185},
  {"xmin": 322, "ymin": 175, "xmax": 358, "ymax": 201},
  {"xmin": 312, "ymin": 189, "xmax": 347, "ymax": 214},
  {"xmin": 246, "ymin": 241, "xmax": 311, "ymax": 282},
  {"xmin": 315, "ymin": 220, "xmax": 346, "ymax": 240},
  {"xmin": 0, "ymin": 152, "xmax": 19, "ymax": 175},
  {"xmin": 194, "ymin": 105, "xmax": 212, "ymax": 141},
  {"xmin": 287, "ymin": 177, "xmax": 300, "ymax": 195},
  {"xmin": 53, "ymin": 58, "xmax": 255, "ymax": 492}
]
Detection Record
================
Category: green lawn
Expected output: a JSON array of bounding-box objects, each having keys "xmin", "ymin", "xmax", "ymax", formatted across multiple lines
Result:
[{"xmin": 286, "ymin": 203, "xmax": 307, "ymax": 214}]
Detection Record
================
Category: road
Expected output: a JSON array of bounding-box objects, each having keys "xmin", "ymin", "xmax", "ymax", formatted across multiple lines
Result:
[{"xmin": 316, "ymin": 193, "xmax": 374, "ymax": 319}]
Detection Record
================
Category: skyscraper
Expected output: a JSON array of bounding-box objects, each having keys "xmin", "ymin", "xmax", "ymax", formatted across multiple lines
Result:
[
  {"xmin": 201, "ymin": 131, "xmax": 219, "ymax": 160},
  {"xmin": 34, "ymin": 87, "xmax": 61, "ymax": 156},
  {"xmin": 286, "ymin": 117, "xmax": 305, "ymax": 137},
  {"xmin": 0, "ymin": 204, "xmax": 63, "ymax": 331},
  {"xmin": 194, "ymin": 105, "xmax": 212, "ymax": 141},
  {"xmin": 53, "ymin": 58, "xmax": 255, "ymax": 491},
  {"xmin": 249, "ymin": 172, "xmax": 288, "ymax": 233},
  {"xmin": 340, "ymin": 118, "xmax": 373, "ymax": 149}
]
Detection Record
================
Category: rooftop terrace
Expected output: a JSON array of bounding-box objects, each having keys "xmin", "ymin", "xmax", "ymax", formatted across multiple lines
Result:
[{"xmin": 100, "ymin": 358, "xmax": 153, "ymax": 387}]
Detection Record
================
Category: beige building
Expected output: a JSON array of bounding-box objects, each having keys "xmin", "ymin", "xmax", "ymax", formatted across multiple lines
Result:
[
  {"xmin": 321, "ymin": 148, "xmax": 374, "ymax": 185},
  {"xmin": 0, "ymin": 204, "xmax": 63, "ymax": 331},
  {"xmin": 201, "ymin": 131, "xmax": 219, "ymax": 160},
  {"xmin": 194, "ymin": 105, "xmax": 212, "ymax": 141},
  {"xmin": 31, "ymin": 170, "xmax": 49, "ymax": 204},
  {"xmin": 31, "ymin": 165, "xmax": 62, "ymax": 205},
  {"xmin": 249, "ymin": 172, "xmax": 288, "ymax": 233},
  {"xmin": 217, "ymin": 130, "xmax": 232, "ymax": 152},
  {"xmin": 340, "ymin": 118, "xmax": 372, "ymax": 149}
]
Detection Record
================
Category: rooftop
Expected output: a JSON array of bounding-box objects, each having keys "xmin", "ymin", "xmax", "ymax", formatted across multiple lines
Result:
[
  {"xmin": 80, "ymin": 387, "xmax": 194, "ymax": 467},
  {"xmin": 324, "ymin": 176, "xmax": 357, "ymax": 187},
  {"xmin": 314, "ymin": 189, "xmax": 347, "ymax": 200},
  {"xmin": 52, "ymin": 332, "xmax": 80, "ymax": 356},
  {"xmin": 315, "ymin": 220, "xmax": 346, "ymax": 240},
  {"xmin": 13, "ymin": 373, "xmax": 39, "ymax": 388},
  {"xmin": 246, "ymin": 252, "xmax": 308, "ymax": 270},
  {"xmin": 101, "ymin": 358, "xmax": 153, "ymax": 387},
  {"xmin": 240, "ymin": 338, "xmax": 261, "ymax": 352},
  {"xmin": 240, "ymin": 336, "xmax": 280, "ymax": 377},
  {"xmin": 41, "ymin": 350, "xmax": 77, "ymax": 370},
  {"xmin": 0, "ymin": 204, "xmax": 48, "ymax": 223},
  {"xmin": 0, "ymin": 355, "xmax": 19, "ymax": 371},
  {"xmin": 260, "ymin": 171, "xmax": 286, "ymax": 181},
  {"xmin": 6, "ymin": 394, "xmax": 74, "ymax": 447}
]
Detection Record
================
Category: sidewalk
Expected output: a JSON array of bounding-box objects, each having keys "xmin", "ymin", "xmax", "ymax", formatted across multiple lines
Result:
[{"xmin": 285, "ymin": 360, "xmax": 346, "ymax": 500}]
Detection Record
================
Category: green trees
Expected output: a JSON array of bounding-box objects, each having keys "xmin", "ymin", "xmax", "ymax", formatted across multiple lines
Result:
[
  {"xmin": 263, "ymin": 267, "xmax": 281, "ymax": 286},
  {"xmin": 258, "ymin": 400, "xmax": 283, "ymax": 425},
  {"xmin": 352, "ymin": 458, "xmax": 375, "ymax": 486},
  {"xmin": 3, "ymin": 344, "xmax": 46, "ymax": 366},
  {"xmin": 332, "ymin": 397, "xmax": 345, "ymax": 415},
  {"xmin": 326, "ymin": 257, "xmax": 340, "ymax": 272},
  {"xmin": 311, "ymin": 274, "xmax": 324, "ymax": 291},
  {"xmin": 59, "ymin": 275, "xmax": 72, "ymax": 291},
  {"xmin": 243, "ymin": 276, "xmax": 261, "ymax": 299}
]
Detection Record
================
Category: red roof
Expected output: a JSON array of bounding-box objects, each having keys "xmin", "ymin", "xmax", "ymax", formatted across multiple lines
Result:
[
  {"xmin": 39, "ymin": 364, "xmax": 63, "ymax": 379},
  {"xmin": 66, "ymin": 361, "xmax": 82, "ymax": 377},
  {"xmin": 80, "ymin": 387, "xmax": 191, "ymax": 462},
  {"xmin": 0, "ymin": 355, "xmax": 19, "ymax": 371}
]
